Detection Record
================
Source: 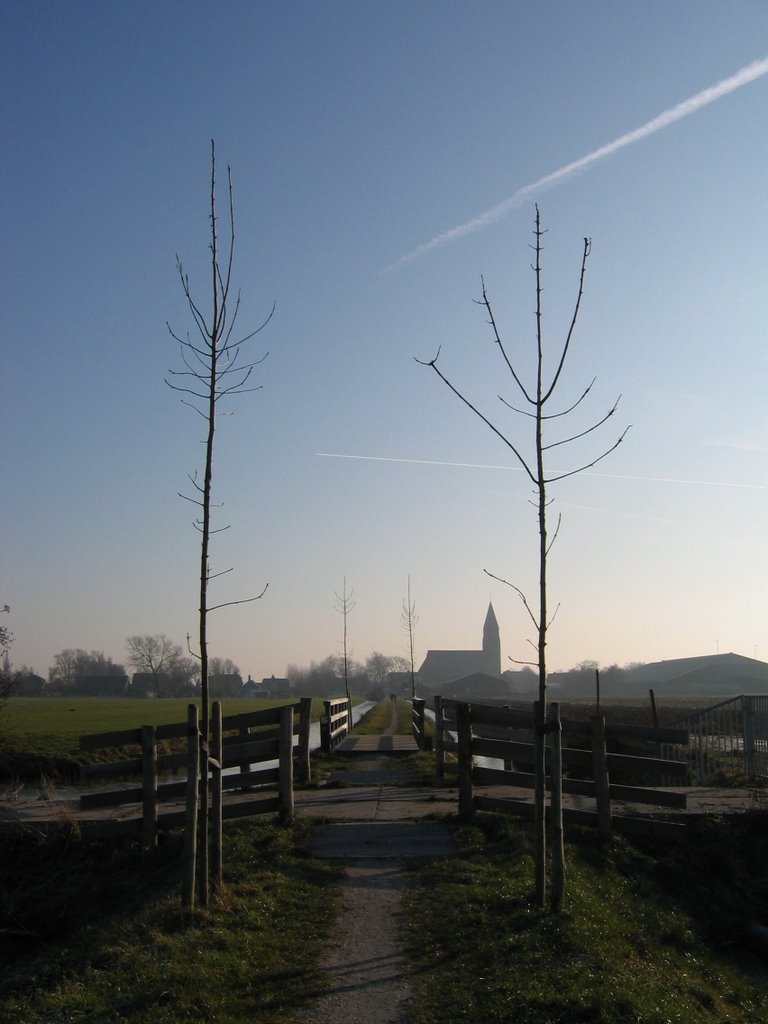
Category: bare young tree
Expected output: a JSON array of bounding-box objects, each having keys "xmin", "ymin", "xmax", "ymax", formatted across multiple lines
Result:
[
  {"xmin": 417, "ymin": 207, "xmax": 628, "ymax": 907},
  {"xmin": 334, "ymin": 577, "xmax": 356, "ymax": 706},
  {"xmin": 401, "ymin": 575, "xmax": 418, "ymax": 699},
  {"xmin": 166, "ymin": 140, "xmax": 273, "ymax": 906}
]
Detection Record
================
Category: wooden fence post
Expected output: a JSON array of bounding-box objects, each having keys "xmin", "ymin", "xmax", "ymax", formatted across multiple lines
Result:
[
  {"xmin": 434, "ymin": 695, "xmax": 444, "ymax": 779},
  {"xmin": 182, "ymin": 704, "xmax": 199, "ymax": 910},
  {"xmin": 456, "ymin": 702, "xmax": 473, "ymax": 822},
  {"xmin": 549, "ymin": 703, "xmax": 565, "ymax": 911},
  {"xmin": 412, "ymin": 698, "xmax": 425, "ymax": 749},
  {"xmin": 320, "ymin": 700, "xmax": 332, "ymax": 754},
  {"xmin": 239, "ymin": 720, "xmax": 251, "ymax": 789},
  {"xmin": 141, "ymin": 724, "xmax": 158, "ymax": 850},
  {"xmin": 211, "ymin": 702, "xmax": 223, "ymax": 894},
  {"xmin": 591, "ymin": 713, "xmax": 612, "ymax": 841},
  {"xmin": 743, "ymin": 695, "xmax": 756, "ymax": 779},
  {"xmin": 296, "ymin": 697, "xmax": 312, "ymax": 785},
  {"xmin": 278, "ymin": 705, "xmax": 295, "ymax": 824}
]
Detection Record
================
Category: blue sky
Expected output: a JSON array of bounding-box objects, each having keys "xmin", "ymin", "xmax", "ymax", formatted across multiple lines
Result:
[{"xmin": 3, "ymin": 1, "xmax": 767, "ymax": 683}]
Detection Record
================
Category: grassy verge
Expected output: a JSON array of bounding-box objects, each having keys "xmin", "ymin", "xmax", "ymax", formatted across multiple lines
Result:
[
  {"xmin": 353, "ymin": 697, "xmax": 413, "ymax": 735},
  {"xmin": 403, "ymin": 813, "xmax": 768, "ymax": 1024},
  {"xmin": 0, "ymin": 819, "xmax": 341, "ymax": 1024}
]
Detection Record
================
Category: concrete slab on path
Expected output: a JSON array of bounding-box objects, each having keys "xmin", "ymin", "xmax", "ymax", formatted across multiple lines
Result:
[
  {"xmin": 307, "ymin": 820, "xmax": 458, "ymax": 859},
  {"xmin": 295, "ymin": 784, "xmax": 457, "ymax": 821}
]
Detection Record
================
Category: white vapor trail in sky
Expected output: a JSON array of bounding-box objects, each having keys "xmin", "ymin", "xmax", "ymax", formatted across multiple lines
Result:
[
  {"xmin": 316, "ymin": 452, "xmax": 766, "ymax": 490},
  {"xmin": 391, "ymin": 56, "xmax": 768, "ymax": 269}
]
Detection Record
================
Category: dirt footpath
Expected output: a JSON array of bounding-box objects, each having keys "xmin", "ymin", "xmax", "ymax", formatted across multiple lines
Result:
[{"xmin": 296, "ymin": 861, "xmax": 413, "ymax": 1024}]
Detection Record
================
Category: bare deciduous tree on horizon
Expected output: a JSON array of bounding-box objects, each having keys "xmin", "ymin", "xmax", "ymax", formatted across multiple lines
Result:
[
  {"xmin": 417, "ymin": 207, "xmax": 629, "ymax": 908},
  {"xmin": 334, "ymin": 577, "xmax": 356, "ymax": 708}
]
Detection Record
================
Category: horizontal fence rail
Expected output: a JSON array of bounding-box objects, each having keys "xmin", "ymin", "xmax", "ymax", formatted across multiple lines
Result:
[{"xmin": 77, "ymin": 698, "xmax": 312, "ymax": 843}]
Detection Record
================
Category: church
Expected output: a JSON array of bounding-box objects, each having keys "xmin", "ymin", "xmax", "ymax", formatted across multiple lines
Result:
[{"xmin": 417, "ymin": 603, "xmax": 502, "ymax": 690}]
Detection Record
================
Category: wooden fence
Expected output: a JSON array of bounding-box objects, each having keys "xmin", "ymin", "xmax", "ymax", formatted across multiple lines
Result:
[
  {"xmin": 78, "ymin": 697, "xmax": 312, "ymax": 843},
  {"xmin": 320, "ymin": 697, "xmax": 351, "ymax": 753},
  {"xmin": 427, "ymin": 698, "xmax": 690, "ymax": 840}
]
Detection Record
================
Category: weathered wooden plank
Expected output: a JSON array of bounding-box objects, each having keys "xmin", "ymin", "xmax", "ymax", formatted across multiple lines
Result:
[
  {"xmin": 611, "ymin": 815, "xmax": 686, "ymax": 840},
  {"xmin": 470, "ymin": 703, "xmax": 536, "ymax": 731},
  {"xmin": 79, "ymin": 758, "xmax": 143, "ymax": 780},
  {"xmin": 220, "ymin": 738, "xmax": 280, "ymax": 765},
  {"xmin": 81, "ymin": 787, "xmax": 143, "ymax": 810},
  {"xmin": 223, "ymin": 795, "xmax": 281, "ymax": 820},
  {"xmin": 564, "ymin": 721, "xmax": 689, "ymax": 745},
  {"xmin": 222, "ymin": 767, "xmax": 280, "ymax": 790},
  {"xmin": 606, "ymin": 751, "xmax": 689, "ymax": 778},
  {"xmin": 80, "ymin": 728, "xmax": 142, "ymax": 751},
  {"xmin": 220, "ymin": 707, "xmax": 283, "ymax": 730},
  {"xmin": 473, "ymin": 793, "xmax": 686, "ymax": 839},
  {"xmin": 475, "ymin": 794, "xmax": 534, "ymax": 818},
  {"xmin": 473, "ymin": 765, "xmax": 536, "ymax": 789}
]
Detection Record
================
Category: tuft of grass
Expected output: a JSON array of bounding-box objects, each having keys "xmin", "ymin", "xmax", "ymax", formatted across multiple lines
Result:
[
  {"xmin": 0, "ymin": 819, "xmax": 342, "ymax": 1024},
  {"xmin": 403, "ymin": 813, "xmax": 768, "ymax": 1024}
]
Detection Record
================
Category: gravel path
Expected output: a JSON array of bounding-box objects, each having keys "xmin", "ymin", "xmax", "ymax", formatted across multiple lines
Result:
[
  {"xmin": 296, "ymin": 861, "xmax": 413, "ymax": 1024},
  {"xmin": 297, "ymin": 699, "xmax": 416, "ymax": 1023}
]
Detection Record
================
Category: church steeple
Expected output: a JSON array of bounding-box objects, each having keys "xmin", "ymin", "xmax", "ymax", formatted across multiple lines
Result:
[{"xmin": 482, "ymin": 602, "xmax": 501, "ymax": 676}]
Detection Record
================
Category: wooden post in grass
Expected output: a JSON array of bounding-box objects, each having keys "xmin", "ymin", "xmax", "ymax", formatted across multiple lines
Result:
[
  {"xmin": 141, "ymin": 724, "xmax": 158, "ymax": 850},
  {"xmin": 591, "ymin": 713, "xmax": 612, "ymax": 840},
  {"xmin": 279, "ymin": 705, "xmax": 294, "ymax": 824},
  {"xmin": 434, "ymin": 696, "xmax": 445, "ymax": 779},
  {"xmin": 239, "ymin": 720, "xmax": 251, "ymax": 788},
  {"xmin": 211, "ymin": 702, "xmax": 223, "ymax": 894},
  {"xmin": 549, "ymin": 703, "xmax": 565, "ymax": 911},
  {"xmin": 182, "ymin": 704, "xmax": 200, "ymax": 909},
  {"xmin": 457, "ymin": 702, "xmax": 473, "ymax": 821},
  {"xmin": 296, "ymin": 697, "xmax": 312, "ymax": 785}
]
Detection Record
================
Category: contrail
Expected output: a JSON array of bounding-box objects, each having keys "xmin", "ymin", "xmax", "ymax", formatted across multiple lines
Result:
[
  {"xmin": 317, "ymin": 452, "xmax": 766, "ymax": 490},
  {"xmin": 391, "ymin": 56, "xmax": 768, "ymax": 269}
]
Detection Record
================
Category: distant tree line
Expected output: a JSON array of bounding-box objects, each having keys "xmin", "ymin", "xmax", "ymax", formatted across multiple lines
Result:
[
  {"xmin": 286, "ymin": 651, "xmax": 411, "ymax": 700},
  {"xmin": 5, "ymin": 635, "xmax": 244, "ymax": 699}
]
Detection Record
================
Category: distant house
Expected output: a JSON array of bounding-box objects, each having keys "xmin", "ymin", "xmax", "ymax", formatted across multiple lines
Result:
[
  {"xmin": 242, "ymin": 675, "xmax": 263, "ymax": 698},
  {"xmin": 418, "ymin": 604, "xmax": 502, "ymax": 691},
  {"xmin": 432, "ymin": 671, "xmax": 513, "ymax": 701},
  {"xmin": 75, "ymin": 674, "xmax": 128, "ymax": 697},
  {"xmin": 261, "ymin": 675, "xmax": 292, "ymax": 697},
  {"xmin": 209, "ymin": 673, "xmax": 243, "ymax": 698},
  {"xmin": 13, "ymin": 671, "xmax": 46, "ymax": 696}
]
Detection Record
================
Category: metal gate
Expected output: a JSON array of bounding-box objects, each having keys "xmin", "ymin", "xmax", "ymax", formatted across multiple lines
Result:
[{"xmin": 663, "ymin": 695, "xmax": 768, "ymax": 784}]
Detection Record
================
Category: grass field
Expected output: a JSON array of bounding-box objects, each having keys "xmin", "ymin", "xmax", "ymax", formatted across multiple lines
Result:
[
  {"xmin": 0, "ymin": 696, "xmax": 354, "ymax": 760},
  {"xmin": 1, "ymin": 812, "xmax": 767, "ymax": 1023}
]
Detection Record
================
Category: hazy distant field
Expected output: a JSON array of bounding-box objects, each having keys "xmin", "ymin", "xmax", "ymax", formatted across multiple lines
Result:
[{"xmin": 1, "ymin": 696, "xmax": 328, "ymax": 758}]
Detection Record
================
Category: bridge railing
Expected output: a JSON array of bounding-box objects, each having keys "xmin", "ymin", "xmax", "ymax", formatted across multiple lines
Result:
[{"xmin": 320, "ymin": 696, "xmax": 351, "ymax": 753}]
